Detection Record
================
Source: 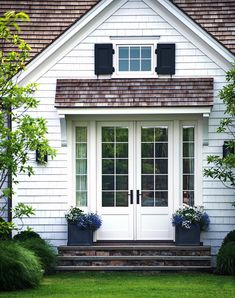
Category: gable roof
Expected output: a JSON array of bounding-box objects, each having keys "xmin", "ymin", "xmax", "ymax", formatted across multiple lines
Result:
[
  {"xmin": 55, "ymin": 78, "xmax": 213, "ymax": 108},
  {"xmin": 172, "ymin": 0, "xmax": 235, "ymax": 55},
  {"xmin": 0, "ymin": 0, "xmax": 100, "ymax": 61},
  {"xmin": 0, "ymin": 0, "xmax": 234, "ymax": 63}
]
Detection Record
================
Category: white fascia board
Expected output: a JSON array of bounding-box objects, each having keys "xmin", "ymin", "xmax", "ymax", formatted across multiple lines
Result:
[
  {"xmin": 18, "ymin": 0, "xmax": 128, "ymax": 85},
  {"xmin": 56, "ymin": 107, "xmax": 212, "ymax": 116},
  {"xmin": 145, "ymin": 0, "xmax": 234, "ymax": 70}
]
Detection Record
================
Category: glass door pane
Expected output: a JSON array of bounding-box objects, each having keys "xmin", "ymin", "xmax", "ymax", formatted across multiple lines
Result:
[
  {"xmin": 141, "ymin": 127, "xmax": 168, "ymax": 207},
  {"xmin": 102, "ymin": 127, "xmax": 129, "ymax": 207}
]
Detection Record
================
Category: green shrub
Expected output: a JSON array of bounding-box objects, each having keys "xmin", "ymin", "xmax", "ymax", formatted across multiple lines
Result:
[
  {"xmin": 13, "ymin": 230, "xmax": 42, "ymax": 241},
  {"xmin": 20, "ymin": 238, "xmax": 57, "ymax": 274},
  {"xmin": 216, "ymin": 241, "xmax": 235, "ymax": 275},
  {"xmin": 0, "ymin": 241, "xmax": 42, "ymax": 291},
  {"xmin": 221, "ymin": 230, "xmax": 235, "ymax": 247}
]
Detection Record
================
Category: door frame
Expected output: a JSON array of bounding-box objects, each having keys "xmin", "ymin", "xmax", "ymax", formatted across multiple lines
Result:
[{"xmin": 69, "ymin": 115, "xmax": 203, "ymax": 241}]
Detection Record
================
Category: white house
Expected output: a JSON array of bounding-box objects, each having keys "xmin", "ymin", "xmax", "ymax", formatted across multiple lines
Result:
[{"xmin": 1, "ymin": 0, "xmax": 234, "ymax": 259}]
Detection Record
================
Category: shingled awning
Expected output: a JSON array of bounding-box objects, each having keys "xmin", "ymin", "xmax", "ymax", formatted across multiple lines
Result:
[{"xmin": 55, "ymin": 78, "xmax": 213, "ymax": 108}]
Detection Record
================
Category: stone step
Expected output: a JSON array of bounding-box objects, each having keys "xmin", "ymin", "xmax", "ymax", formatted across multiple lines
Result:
[
  {"xmin": 57, "ymin": 255, "xmax": 211, "ymax": 267},
  {"xmin": 58, "ymin": 245, "xmax": 211, "ymax": 257},
  {"xmin": 56, "ymin": 265, "xmax": 212, "ymax": 272}
]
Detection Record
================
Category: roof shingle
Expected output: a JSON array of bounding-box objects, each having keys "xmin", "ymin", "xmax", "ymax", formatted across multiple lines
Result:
[
  {"xmin": 172, "ymin": 0, "xmax": 235, "ymax": 54},
  {"xmin": 55, "ymin": 78, "xmax": 214, "ymax": 108},
  {"xmin": 0, "ymin": 0, "xmax": 234, "ymax": 62}
]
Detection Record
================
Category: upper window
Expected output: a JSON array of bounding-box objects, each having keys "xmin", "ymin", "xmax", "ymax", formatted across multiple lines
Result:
[{"xmin": 118, "ymin": 45, "xmax": 152, "ymax": 73}]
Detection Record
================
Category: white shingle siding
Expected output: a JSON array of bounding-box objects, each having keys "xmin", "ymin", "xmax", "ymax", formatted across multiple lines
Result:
[{"xmin": 13, "ymin": 0, "xmax": 234, "ymax": 253}]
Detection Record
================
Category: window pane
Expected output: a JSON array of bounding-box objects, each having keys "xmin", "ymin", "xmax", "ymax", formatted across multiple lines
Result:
[
  {"xmin": 155, "ymin": 175, "xmax": 168, "ymax": 190},
  {"xmin": 102, "ymin": 192, "xmax": 114, "ymax": 207},
  {"xmin": 182, "ymin": 127, "xmax": 195, "ymax": 206},
  {"xmin": 130, "ymin": 59, "xmax": 140, "ymax": 71},
  {"xmin": 142, "ymin": 175, "xmax": 154, "ymax": 190},
  {"xmin": 119, "ymin": 59, "xmax": 129, "ymax": 71},
  {"xmin": 155, "ymin": 159, "xmax": 168, "ymax": 174},
  {"xmin": 155, "ymin": 143, "xmax": 168, "ymax": 158},
  {"xmin": 76, "ymin": 191, "xmax": 87, "ymax": 207},
  {"xmin": 155, "ymin": 191, "xmax": 168, "ymax": 206},
  {"xmin": 75, "ymin": 127, "xmax": 87, "ymax": 207},
  {"xmin": 76, "ymin": 143, "xmax": 87, "ymax": 158},
  {"xmin": 183, "ymin": 175, "xmax": 194, "ymax": 190},
  {"xmin": 76, "ymin": 175, "xmax": 87, "ymax": 191},
  {"xmin": 119, "ymin": 47, "xmax": 129, "ymax": 58},
  {"xmin": 142, "ymin": 143, "xmax": 154, "ymax": 158},
  {"xmin": 76, "ymin": 159, "xmax": 87, "ymax": 174},
  {"xmin": 116, "ymin": 175, "xmax": 128, "ymax": 190},
  {"xmin": 142, "ymin": 191, "xmax": 154, "ymax": 207},
  {"xmin": 141, "ymin": 60, "xmax": 151, "ymax": 71},
  {"xmin": 142, "ymin": 159, "xmax": 154, "ymax": 174},
  {"xmin": 116, "ymin": 159, "xmax": 128, "ymax": 174},
  {"xmin": 183, "ymin": 191, "xmax": 194, "ymax": 206},
  {"xmin": 141, "ymin": 47, "xmax": 151, "ymax": 58},
  {"xmin": 102, "ymin": 127, "xmax": 114, "ymax": 142},
  {"xmin": 102, "ymin": 175, "xmax": 114, "ymax": 190},
  {"xmin": 116, "ymin": 128, "xmax": 128, "ymax": 142},
  {"xmin": 116, "ymin": 192, "xmax": 128, "ymax": 207},
  {"xmin": 116, "ymin": 143, "xmax": 128, "ymax": 158},
  {"xmin": 155, "ymin": 128, "xmax": 168, "ymax": 142},
  {"xmin": 183, "ymin": 159, "xmax": 194, "ymax": 173},
  {"xmin": 102, "ymin": 159, "xmax": 114, "ymax": 174},
  {"xmin": 183, "ymin": 143, "xmax": 194, "ymax": 157},
  {"xmin": 183, "ymin": 127, "xmax": 194, "ymax": 141},
  {"xmin": 76, "ymin": 127, "xmax": 87, "ymax": 142},
  {"xmin": 130, "ymin": 47, "xmax": 140, "ymax": 58},
  {"xmin": 142, "ymin": 128, "xmax": 154, "ymax": 142},
  {"xmin": 102, "ymin": 143, "xmax": 114, "ymax": 158}
]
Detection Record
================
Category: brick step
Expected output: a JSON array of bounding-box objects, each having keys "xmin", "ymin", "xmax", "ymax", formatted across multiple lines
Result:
[
  {"xmin": 57, "ymin": 255, "xmax": 211, "ymax": 267},
  {"xmin": 56, "ymin": 265, "xmax": 212, "ymax": 272},
  {"xmin": 58, "ymin": 245, "xmax": 211, "ymax": 257}
]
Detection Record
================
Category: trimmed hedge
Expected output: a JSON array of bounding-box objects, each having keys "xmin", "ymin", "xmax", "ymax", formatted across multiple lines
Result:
[
  {"xmin": 216, "ymin": 241, "xmax": 235, "ymax": 275},
  {"xmin": 0, "ymin": 241, "xmax": 42, "ymax": 291},
  {"xmin": 13, "ymin": 230, "xmax": 42, "ymax": 241},
  {"xmin": 221, "ymin": 230, "xmax": 235, "ymax": 247},
  {"xmin": 19, "ymin": 238, "xmax": 57, "ymax": 274}
]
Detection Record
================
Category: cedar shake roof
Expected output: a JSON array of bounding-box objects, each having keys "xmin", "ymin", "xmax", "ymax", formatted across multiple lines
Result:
[
  {"xmin": 172, "ymin": 0, "xmax": 235, "ymax": 54},
  {"xmin": 55, "ymin": 78, "xmax": 213, "ymax": 108},
  {"xmin": 0, "ymin": 1, "xmax": 234, "ymax": 62},
  {"xmin": 0, "ymin": 0, "xmax": 100, "ymax": 61}
]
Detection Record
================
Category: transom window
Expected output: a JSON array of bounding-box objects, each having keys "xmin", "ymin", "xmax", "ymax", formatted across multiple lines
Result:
[{"xmin": 118, "ymin": 45, "xmax": 152, "ymax": 72}]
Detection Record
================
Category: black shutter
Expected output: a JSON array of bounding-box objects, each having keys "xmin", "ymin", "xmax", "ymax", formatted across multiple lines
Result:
[
  {"xmin": 156, "ymin": 44, "xmax": 175, "ymax": 75},
  {"xmin": 95, "ymin": 44, "xmax": 114, "ymax": 75}
]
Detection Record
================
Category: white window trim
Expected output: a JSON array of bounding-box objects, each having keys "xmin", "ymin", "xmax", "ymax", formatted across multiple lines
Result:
[
  {"xmin": 111, "ymin": 39, "xmax": 158, "ymax": 78},
  {"xmin": 116, "ymin": 44, "xmax": 154, "ymax": 76}
]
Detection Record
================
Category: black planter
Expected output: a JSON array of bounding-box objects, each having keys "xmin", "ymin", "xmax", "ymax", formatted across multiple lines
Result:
[
  {"xmin": 67, "ymin": 222, "xmax": 93, "ymax": 246},
  {"xmin": 175, "ymin": 223, "xmax": 200, "ymax": 246}
]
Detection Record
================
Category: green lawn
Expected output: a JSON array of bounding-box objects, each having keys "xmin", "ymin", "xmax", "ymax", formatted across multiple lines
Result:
[{"xmin": 0, "ymin": 272, "xmax": 234, "ymax": 298}]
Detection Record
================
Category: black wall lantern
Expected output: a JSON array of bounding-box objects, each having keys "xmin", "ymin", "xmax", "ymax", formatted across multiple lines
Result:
[
  {"xmin": 223, "ymin": 141, "xmax": 235, "ymax": 158},
  {"xmin": 36, "ymin": 149, "xmax": 48, "ymax": 163}
]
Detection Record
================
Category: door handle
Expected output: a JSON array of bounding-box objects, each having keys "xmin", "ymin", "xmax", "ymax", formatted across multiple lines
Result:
[
  {"xmin": 128, "ymin": 190, "xmax": 133, "ymax": 204},
  {"xmin": 136, "ymin": 190, "xmax": 141, "ymax": 205}
]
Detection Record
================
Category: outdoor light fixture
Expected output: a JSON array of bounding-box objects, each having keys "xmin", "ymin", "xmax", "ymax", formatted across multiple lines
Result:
[
  {"xmin": 223, "ymin": 141, "xmax": 235, "ymax": 158},
  {"xmin": 36, "ymin": 149, "xmax": 48, "ymax": 163}
]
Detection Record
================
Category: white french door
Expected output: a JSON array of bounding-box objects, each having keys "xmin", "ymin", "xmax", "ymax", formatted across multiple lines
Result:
[{"xmin": 96, "ymin": 121, "xmax": 173, "ymax": 240}]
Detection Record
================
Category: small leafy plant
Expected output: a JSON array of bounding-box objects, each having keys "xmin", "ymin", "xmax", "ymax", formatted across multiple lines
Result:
[
  {"xmin": 172, "ymin": 205, "xmax": 210, "ymax": 231},
  {"xmin": 65, "ymin": 207, "xmax": 102, "ymax": 231}
]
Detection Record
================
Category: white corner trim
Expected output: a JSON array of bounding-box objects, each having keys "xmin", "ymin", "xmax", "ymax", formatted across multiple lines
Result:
[
  {"xmin": 144, "ymin": 0, "xmax": 234, "ymax": 69},
  {"xmin": 56, "ymin": 107, "xmax": 212, "ymax": 116},
  {"xmin": 18, "ymin": 0, "xmax": 128, "ymax": 84}
]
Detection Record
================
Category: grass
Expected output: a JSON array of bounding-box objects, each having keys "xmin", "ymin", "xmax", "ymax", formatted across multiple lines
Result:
[{"xmin": 0, "ymin": 272, "xmax": 234, "ymax": 298}]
